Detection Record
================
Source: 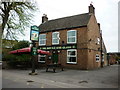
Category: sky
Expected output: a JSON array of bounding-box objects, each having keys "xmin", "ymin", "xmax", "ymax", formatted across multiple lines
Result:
[
  {"xmin": 118, "ymin": 1, "xmax": 120, "ymax": 52},
  {"xmin": 21, "ymin": 0, "xmax": 119, "ymax": 52}
]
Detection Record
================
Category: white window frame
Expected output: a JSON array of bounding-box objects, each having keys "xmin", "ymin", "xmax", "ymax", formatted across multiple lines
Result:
[
  {"xmin": 39, "ymin": 34, "xmax": 46, "ymax": 46},
  {"xmin": 96, "ymin": 54, "xmax": 100, "ymax": 62},
  {"xmin": 38, "ymin": 55, "xmax": 46, "ymax": 63},
  {"xmin": 102, "ymin": 53, "xmax": 104, "ymax": 62},
  {"xmin": 67, "ymin": 49, "xmax": 77, "ymax": 64},
  {"xmin": 67, "ymin": 30, "xmax": 77, "ymax": 44},
  {"xmin": 52, "ymin": 32, "xmax": 60, "ymax": 45},
  {"xmin": 97, "ymin": 37, "xmax": 100, "ymax": 44}
]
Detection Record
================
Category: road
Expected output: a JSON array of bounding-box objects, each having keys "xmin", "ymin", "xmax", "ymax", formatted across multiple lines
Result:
[{"xmin": 2, "ymin": 64, "xmax": 119, "ymax": 88}]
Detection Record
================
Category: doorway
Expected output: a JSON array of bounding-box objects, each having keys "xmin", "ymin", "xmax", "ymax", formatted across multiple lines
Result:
[{"xmin": 52, "ymin": 53, "xmax": 58, "ymax": 64}]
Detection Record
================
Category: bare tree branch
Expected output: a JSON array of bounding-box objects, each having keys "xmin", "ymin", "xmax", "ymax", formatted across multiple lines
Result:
[{"xmin": 1, "ymin": 2, "xmax": 38, "ymax": 40}]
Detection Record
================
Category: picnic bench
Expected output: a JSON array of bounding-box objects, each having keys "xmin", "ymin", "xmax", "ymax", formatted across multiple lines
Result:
[{"xmin": 46, "ymin": 64, "xmax": 64, "ymax": 73}]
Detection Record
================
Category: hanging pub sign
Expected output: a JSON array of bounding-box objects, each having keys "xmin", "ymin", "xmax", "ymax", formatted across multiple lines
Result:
[{"xmin": 30, "ymin": 25, "xmax": 39, "ymax": 42}]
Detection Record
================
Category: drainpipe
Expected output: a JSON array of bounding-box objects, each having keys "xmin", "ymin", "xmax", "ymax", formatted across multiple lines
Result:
[{"xmin": 100, "ymin": 30, "xmax": 103, "ymax": 68}]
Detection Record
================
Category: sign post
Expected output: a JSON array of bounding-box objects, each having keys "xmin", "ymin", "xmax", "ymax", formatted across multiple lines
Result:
[{"xmin": 29, "ymin": 25, "xmax": 39, "ymax": 75}]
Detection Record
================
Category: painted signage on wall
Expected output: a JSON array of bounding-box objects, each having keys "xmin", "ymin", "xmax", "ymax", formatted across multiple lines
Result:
[{"xmin": 39, "ymin": 45, "xmax": 77, "ymax": 50}]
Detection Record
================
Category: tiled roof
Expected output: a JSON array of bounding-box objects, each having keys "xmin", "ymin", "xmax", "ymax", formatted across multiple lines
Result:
[{"xmin": 39, "ymin": 13, "xmax": 91, "ymax": 32}]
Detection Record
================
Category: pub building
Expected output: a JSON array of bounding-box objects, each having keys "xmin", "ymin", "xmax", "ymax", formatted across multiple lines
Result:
[{"xmin": 38, "ymin": 4, "xmax": 107, "ymax": 70}]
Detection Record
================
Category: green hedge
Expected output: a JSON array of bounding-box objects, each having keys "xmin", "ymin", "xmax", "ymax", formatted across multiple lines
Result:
[{"xmin": 4, "ymin": 54, "xmax": 32, "ymax": 68}]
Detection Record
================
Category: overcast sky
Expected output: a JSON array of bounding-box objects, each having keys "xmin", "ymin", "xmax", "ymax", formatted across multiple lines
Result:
[{"xmin": 21, "ymin": 0, "xmax": 119, "ymax": 52}]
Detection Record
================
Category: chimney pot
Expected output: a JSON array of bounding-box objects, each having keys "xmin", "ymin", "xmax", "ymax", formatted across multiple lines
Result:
[
  {"xmin": 42, "ymin": 14, "xmax": 48, "ymax": 23},
  {"xmin": 89, "ymin": 4, "xmax": 95, "ymax": 14}
]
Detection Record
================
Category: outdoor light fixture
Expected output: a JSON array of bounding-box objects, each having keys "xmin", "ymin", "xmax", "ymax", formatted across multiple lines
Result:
[
  {"xmin": 53, "ymin": 51, "xmax": 56, "ymax": 53},
  {"xmin": 58, "ymin": 50, "xmax": 61, "ymax": 53}
]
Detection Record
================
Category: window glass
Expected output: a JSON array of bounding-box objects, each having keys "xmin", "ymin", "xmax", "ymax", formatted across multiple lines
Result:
[
  {"xmin": 40, "ymin": 35, "xmax": 46, "ymax": 39},
  {"xmin": 68, "ymin": 51, "xmax": 76, "ymax": 55},
  {"xmin": 96, "ymin": 54, "xmax": 100, "ymax": 62},
  {"xmin": 39, "ymin": 34, "xmax": 46, "ymax": 45},
  {"xmin": 67, "ymin": 57, "xmax": 76, "ymax": 62},
  {"xmin": 68, "ymin": 31, "xmax": 76, "ymax": 36},
  {"xmin": 52, "ymin": 32, "xmax": 59, "ymax": 44},
  {"xmin": 97, "ymin": 38, "xmax": 100, "ymax": 44},
  {"xmin": 38, "ymin": 55, "xmax": 46, "ymax": 63},
  {"xmin": 67, "ymin": 49, "xmax": 77, "ymax": 64},
  {"xmin": 68, "ymin": 38, "xmax": 75, "ymax": 42},
  {"xmin": 67, "ymin": 30, "xmax": 76, "ymax": 43}
]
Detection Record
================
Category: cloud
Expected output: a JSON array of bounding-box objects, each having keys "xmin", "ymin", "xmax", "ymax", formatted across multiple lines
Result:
[{"xmin": 21, "ymin": 0, "xmax": 119, "ymax": 52}]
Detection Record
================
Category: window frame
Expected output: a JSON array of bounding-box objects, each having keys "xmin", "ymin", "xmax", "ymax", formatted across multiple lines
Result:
[
  {"xmin": 38, "ymin": 55, "xmax": 46, "ymax": 63},
  {"xmin": 97, "ymin": 37, "xmax": 100, "ymax": 44},
  {"xmin": 96, "ymin": 54, "xmax": 100, "ymax": 62},
  {"xmin": 52, "ymin": 32, "xmax": 60, "ymax": 45},
  {"xmin": 67, "ymin": 49, "xmax": 77, "ymax": 64},
  {"xmin": 39, "ymin": 34, "xmax": 46, "ymax": 46},
  {"xmin": 102, "ymin": 53, "xmax": 104, "ymax": 62},
  {"xmin": 67, "ymin": 30, "xmax": 77, "ymax": 44}
]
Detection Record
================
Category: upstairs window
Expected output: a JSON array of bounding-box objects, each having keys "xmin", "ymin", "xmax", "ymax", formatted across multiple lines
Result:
[
  {"xmin": 39, "ymin": 34, "xmax": 46, "ymax": 46},
  {"xmin": 52, "ymin": 32, "xmax": 60, "ymax": 45},
  {"xmin": 67, "ymin": 30, "xmax": 76, "ymax": 43}
]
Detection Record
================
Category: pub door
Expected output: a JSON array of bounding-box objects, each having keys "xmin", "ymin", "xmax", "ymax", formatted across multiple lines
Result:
[{"xmin": 52, "ymin": 53, "xmax": 58, "ymax": 64}]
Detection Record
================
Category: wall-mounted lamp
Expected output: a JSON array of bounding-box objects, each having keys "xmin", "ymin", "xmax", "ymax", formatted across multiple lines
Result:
[{"xmin": 58, "ymin": 50, "xmax": 61, "ymax": 53}]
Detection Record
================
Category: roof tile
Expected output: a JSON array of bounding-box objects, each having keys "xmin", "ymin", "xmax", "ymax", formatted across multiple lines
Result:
[{"xmin": 39, "ymin": 13, "xmax": 91, "ymax": 32}]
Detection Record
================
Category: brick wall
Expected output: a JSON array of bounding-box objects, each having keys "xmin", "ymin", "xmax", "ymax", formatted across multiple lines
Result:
[{"xmin": 38, "ymin": 14, "xmax": 107, "ymax": 69}]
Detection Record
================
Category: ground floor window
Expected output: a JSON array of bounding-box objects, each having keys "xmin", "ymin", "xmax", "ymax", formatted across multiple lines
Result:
[
  {"xmin": 38, "ymin": 55, "xmax": 46, "ymax": 63},
  {"xmin": 67, "ymin": 49, "xmax": 77, "ymax": 64},
  {"xmin": 96, "ymin": 54, "xmax": 100, "ymax": 62},
  {"xmin": 102, "ymin": 53, "xmax": 104, "ymax": 62}
]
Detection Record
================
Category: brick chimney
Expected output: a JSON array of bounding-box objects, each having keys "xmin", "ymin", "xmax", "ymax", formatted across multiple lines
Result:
[
  {"xmin": 42, "ymin": 14, "xmax": 48, "ymax": 23},
  {"xmin": 89, "ymin": 4, "xmax": 95, "ymax": 14},
  {"xmin": 98, "ymin": 23, "xmax": 100, "ymax": 29}
]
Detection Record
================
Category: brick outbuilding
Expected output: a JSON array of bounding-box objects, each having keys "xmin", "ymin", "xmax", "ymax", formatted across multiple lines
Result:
[{"xmin": 38, "ymin": 4, "xmax": 107, "ymax": 69}]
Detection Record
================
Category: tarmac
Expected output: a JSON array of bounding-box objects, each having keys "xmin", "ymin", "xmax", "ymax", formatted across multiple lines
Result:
[{"xmin": 2, "ymin": 64, "xmax": 119, "ymax": 88}]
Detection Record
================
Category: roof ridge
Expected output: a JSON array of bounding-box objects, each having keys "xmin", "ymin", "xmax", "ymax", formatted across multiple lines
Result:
[{"xmin": 47, "ymin": 13, "xmax": 90, "ymax": 22}]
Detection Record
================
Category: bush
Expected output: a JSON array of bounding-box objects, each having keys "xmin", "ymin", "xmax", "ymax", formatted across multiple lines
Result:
[
  {"xmin": 4, "ymin": 53, "xmax": 32, "ymax": 68},
  {"xmin": 15, "ymin": 54, "xmax": 31, "ymax": 67},
  {"xmin": 2, "ymin": 40, "xmax": 32, "ymax": 68}
]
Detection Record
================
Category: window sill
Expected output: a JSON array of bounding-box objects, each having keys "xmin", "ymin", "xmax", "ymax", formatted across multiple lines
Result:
[
  {"xmin": 52, "ymin": 43, "xmax": 59, "ymax": 45},
  {"xmin": 39, "ymin": 45, "xmax": 46, "ymax": 46},
  {"xmin": 67, "ymin": 42, "xmax": 76, "ymax": 44},
  {"xmin": 96, "ymin": 61, "xmax": 100, "ymax": 62},
  {"xmin": 38, "ymin": 61, "xmax": 45, "ymax": 63},
  {"xmin": 66, "ymin": 62, "xmax": 77, "ymax": 64}
]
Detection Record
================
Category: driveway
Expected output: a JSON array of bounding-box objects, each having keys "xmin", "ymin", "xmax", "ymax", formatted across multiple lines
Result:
[{"xmin": 2, "ymin": 64, "xmax": 119, "ymax": 88}]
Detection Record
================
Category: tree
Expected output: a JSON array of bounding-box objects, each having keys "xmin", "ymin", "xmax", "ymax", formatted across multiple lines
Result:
[
  {"xmin": 12, "ymin": 40, "xmax": 29, "ymax": 50},
  {"xmin": 3, "ymin": 40, "xmax": 31, "ymax": 68},
  {"xmin": 0, "ymin": 2, "xmax": 37, "ymax": 40}
]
